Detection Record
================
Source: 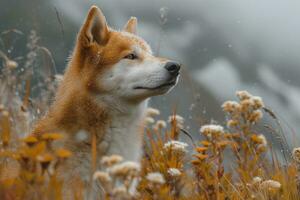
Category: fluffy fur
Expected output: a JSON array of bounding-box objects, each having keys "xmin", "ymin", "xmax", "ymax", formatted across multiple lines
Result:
[{"xmin": 32, "ymin": 5, "xmax": 180, "ymax": 196}]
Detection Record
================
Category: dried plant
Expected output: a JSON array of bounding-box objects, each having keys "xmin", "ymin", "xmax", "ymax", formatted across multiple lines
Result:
[{"xmin": 1, "ymin": 30, "xmax": 300, "ymax": 200}]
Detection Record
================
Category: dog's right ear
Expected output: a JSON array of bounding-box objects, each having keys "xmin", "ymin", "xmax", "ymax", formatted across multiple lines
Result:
[
  {"xmin": 78, "ymin": 6, "xmax": 109, "ymax": 47},
  {"xmin": 123, "ymin": 17, "xmax": 137, "ymax": 34}
]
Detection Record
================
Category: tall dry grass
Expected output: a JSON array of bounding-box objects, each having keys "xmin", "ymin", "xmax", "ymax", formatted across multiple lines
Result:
[{"xmin": 0, "ymin": 30, "xmax": 300, "ymax": 200}]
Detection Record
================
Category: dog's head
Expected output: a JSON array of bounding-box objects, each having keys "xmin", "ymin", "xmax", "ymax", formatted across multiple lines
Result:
[{"xmin": 73, "ymin": 6, "xmax": 180, "ymax": 103}]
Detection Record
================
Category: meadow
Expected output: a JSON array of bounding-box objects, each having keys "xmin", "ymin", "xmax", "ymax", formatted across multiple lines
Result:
[{"xmin": 0, "ymin": 30, "xmax": 300, "ymax": 200}]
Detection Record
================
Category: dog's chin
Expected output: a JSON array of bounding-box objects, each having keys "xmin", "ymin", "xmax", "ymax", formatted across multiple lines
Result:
[{"xmin": 133, "ymin": 79, "xmax": 178, "ymax": 96}]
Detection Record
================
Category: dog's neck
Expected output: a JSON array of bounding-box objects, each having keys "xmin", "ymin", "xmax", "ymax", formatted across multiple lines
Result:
[
  {"xmin": 48, "ymin": 88, "xmax": 148, "ymax": 162},
  {"xmin": 93, "ymin": 94, "xmax": 148, "ymax": 161},
  {"xmin": 101, "ymin": 96, "xmax": 148, "ymax": 161}
]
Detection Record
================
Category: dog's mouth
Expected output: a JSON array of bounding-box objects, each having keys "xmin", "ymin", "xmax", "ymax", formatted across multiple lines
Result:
[{"xmin": 134, "ymin": 80, "xmax": 177, "ymax": 90}]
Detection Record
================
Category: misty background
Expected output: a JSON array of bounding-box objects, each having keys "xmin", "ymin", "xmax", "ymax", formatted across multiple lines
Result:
[{"xmin": 1, "ymin": 0, "xmax": 300, "ymax": 149}]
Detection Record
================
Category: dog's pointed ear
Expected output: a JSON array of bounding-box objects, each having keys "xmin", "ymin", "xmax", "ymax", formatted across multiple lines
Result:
[
  {"xmin": 123, "ymin": 17, "xmax": 137, "ymax": 34},
  {"xmin": 78, "ymin": 6, "xmax": 109, "ymax": 47}
]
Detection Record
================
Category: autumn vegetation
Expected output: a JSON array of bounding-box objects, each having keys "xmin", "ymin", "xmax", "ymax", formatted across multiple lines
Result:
[{"xmin": 0, "ymin": 30, "xmax": 300, "ymax": 200}]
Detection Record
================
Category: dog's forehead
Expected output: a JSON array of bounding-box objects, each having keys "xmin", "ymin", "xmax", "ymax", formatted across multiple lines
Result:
[{"xmin": 117, "ymin": 31, "xmax": 152, "ymax": 54}]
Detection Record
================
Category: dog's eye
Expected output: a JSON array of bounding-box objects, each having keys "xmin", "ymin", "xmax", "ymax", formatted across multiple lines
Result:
[{"xmin": 124, "ymin": 53, "xmax": 138, "ymax": 60}]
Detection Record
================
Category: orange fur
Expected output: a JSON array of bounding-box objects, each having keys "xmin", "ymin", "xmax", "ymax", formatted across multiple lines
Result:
[
  {"xmin": 31, "ymin": 5, "xmax": 179, "ymax": 197},
  {"xmin": 32, "ymin": 7, "xmax": 146, "ymax": 138}
]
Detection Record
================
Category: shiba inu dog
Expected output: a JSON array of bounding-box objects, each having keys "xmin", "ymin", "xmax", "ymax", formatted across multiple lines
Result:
[{"xmin": 32, "ymin": 5, "xmax": 180, "ymax": 195}]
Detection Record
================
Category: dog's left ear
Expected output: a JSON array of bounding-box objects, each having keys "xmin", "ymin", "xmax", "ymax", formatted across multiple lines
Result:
[
  {"xmin": 123, "ymin": 17, "xmax": 137, "ymax": 34},
  {"xmin": 79, "ymin": 6, "xmax": 109, "ymax": 47}
]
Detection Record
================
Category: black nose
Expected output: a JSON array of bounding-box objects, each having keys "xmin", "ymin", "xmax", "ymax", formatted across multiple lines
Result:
[{"xmin": 164, "ymin": 62, "xmax": 181, "ymax": 75}]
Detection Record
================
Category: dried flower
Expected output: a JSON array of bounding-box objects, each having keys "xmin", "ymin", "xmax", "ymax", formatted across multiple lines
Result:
[
  {"xmin": 260, "ymin": 180, "xmax": 281, "ymax": 189},
  {"xmin": 146, "ymin": 172, "xmax": 165, "ymax": 184},
  {"xmin": 251, "ymin": 134, "xmax": 266, "ymax": 145},
  {"xmin": 201, "ymin": 141, "xmax": 212, "ymax": 146},
  {"xmin": 252, "ymin": 96, "xmax": 264, "ymax": 109},
  {"xmin": 222, "ymin": 101, "xmax": 240, "ymax": 113},
  {"xmin": 109, "ymin": 161, "xmax": 140, "ymax": 177},
  {"xmin": 145, "ymin": 117, "xmax": 155, "ymax": 124},
  {"xmin": 146, "ymin": 107, "xmax": 160, "ymax": 117},
  {"xmin": 22, "ymin": 136, "xmax": 38, "ymax": 146},
  {"xmin": 194, "ymin": 153, "xmax": 209, "ymax": 160},
  {"xmin": 167, "ymin": 168, "xmax": 181, "ymax": 177},
  {"xmin": 37, "ymin": 153, "xmax": 54, "ymax": 170},
  {"xmin": 191, "ymin": 160, "xmax": 202, "ymax": 165},
  {"xmin": 257, "ymin": 134, "xmax": 267, "ymax": 146},
  {"xmin": 196, "ymin": 147, "xmax": 208, "ymax": 153},
  {"xmin": 168, "ymin": 114, "xmax": 184, "ymax": 125},
  {"xmin": 153, "ymin": 120, "xmax": 167, "ymax": 130},
  {"xmin": 93, "ymin": 171, "xmax": 112, "ymax": 183},
  {"xmin": 252, "ymin": 176, "xmax": 263, "ymax": 184},
  {"xmin": 236, "ymin": 90, "xmax": 252, "ymax": 100},
  {"xmin": 249, "ymin": 110, "xmax": 263, "ymax": 123},
  {"xmin": 240, "ymin": 99, "xmax": 255, "ymax": 111},
  {"xmin": 200, "ymin": 124, "xmax": 224, "ymax": 133},
  {"xmin": 112, "ymin": 185, "xmax": 127, "ymax": 196},
  {"xmin": 55, "ymin": 148, "xmax": 72, "ymax": 159},
  {"xmin": 292, "ymin": 147, "xmax": 300, "ymax": 163},
  {"xmin": 200, "ymin": 124, "xmax": 224, "ymax": 138},
  {"xmin": 164, "ymin": 140, "xmax": 188, "ymax": 153},
  {"xmin": 216, "ymin": 141, "xmax": 229, "ymax": 148},
  {"xmin": 6, "ymin": 59, "xmax": 18, "ymax": 69},
  {"xmin": 227, "ymin": 120, "xmax": 238, "ymax": 128},
  {"xmin": 101, "ymin": 154, "xmax": 123, "ymax": 166},
  {"xmin": 168, "ymin": 114, "xmax": 185, "ymax": 129}
]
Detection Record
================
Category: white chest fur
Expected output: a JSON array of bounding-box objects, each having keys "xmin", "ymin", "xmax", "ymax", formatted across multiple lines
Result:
[
  {"xmin": 102, "ymin": 102, "xmax": 147, "ymax": 162},
  {"xmin": 64, "ymin": 100, "xmax": 148, "ymax": 185},
  {"xmin": 74, "ymin": 101, "xmax": 147, "ymax": 161}
]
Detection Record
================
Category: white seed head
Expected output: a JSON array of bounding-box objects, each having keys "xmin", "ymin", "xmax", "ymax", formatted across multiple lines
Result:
[
  {"xmin": 93, "ymin": 171, "xmax": 112, "ymax": 183},
  {"xmin": 240, "ymin": 99, "xmax": 255, "ymax": 111},
  {"xmin": 146, "ymin": 172, "xmax": 165, "ymax": 184},
  {"xmin": 200, "ymin": 124, "xmax": 224, "ymax": 133},
  {"xmin": 109, "ymin": 161, "xmax": 140, "ymax": 177},
  {"xmin": 168, "ymin": 114, "xmax": 184, "ymax": 129},
  {"xmin": 168, "ymin": 114, "xmax": 184, "ymax": 124},
  {"xmin": 260, "ymin": 180, "xmax": 281, "ymax": 189},
  {"xmin": 222, "ymin": 101, "xmax": 240, "ymax": 113},
  {"xmin": 167, "ymin": 168, "xmax": 181, "ymax": 177},
  {"xmin": 250, "ymin": 110, "xmax": 263, "ymax": 123},
  {"xmin": 6, "ymin": 59, "xmax": 18, "ymax": 69},
  {"xmin": 258, "ymin": 134, "xmax": 267, "ymax": 146},
  {"xmin": 146, "ymin": 107, "xmax": 160, "ymax": 117},
  {"xmin": 145, "ymin": 117, "xmax": 155, "ymax": 125},
  {"xmin": 200, "ymin": 124, "xmax": 224, "ymax": 137},
  {"xmin": 252, "ymin": 176, "xmax": 263, "ymax": 184},
  {"xmin": 227, "ymin": 120, "xmax": 238, "ymax": 128},
  {"xmin": 112, "ymin": 185, "xmax": 127, "ymax": 196},
  {"xmin": 252, "ymin": 96, "xmax": 264, "ymax": 109},
  {"xmin": 292, "ymin": 147, "xmax": 300, "ymax": 163},
  {"xmin": 164, "ymin": 140, "xmax": 188, "ymax": 153},
  {"xmin": 153, "ymin": 120, "xmax": 167, "ymax": 130},
  {"xmin": 101, "ymin": 154, "xmax": 124, "ymax": 166},
  {"xmin": 236, "ymin": 90, "xmax": 252, "ymax": 100}
]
